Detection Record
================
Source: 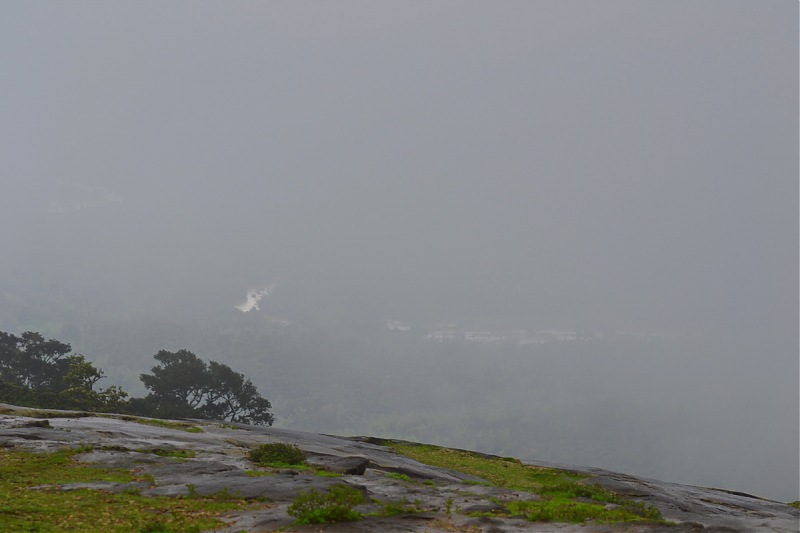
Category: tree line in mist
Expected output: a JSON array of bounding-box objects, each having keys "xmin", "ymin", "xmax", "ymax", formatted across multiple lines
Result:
[{"xmin": 0, "ymin": 330, "xmax": 273, "ymax": 425}]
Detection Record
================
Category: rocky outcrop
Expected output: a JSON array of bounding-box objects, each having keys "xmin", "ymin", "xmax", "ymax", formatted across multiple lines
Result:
[{"xmin": 0, "ymin": 404, "xmax": 797, "ymax": 532}]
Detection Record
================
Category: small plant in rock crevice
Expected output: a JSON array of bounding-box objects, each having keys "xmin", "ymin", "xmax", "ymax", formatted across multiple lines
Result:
[
  {"xmin": 385, "ymin": 472, "xmax": 413, "ymax": 482},
  {"xmin": 137, "ymin": 448, "xmax": 196, "ymax": 459},
  {"xmin": 314, "ymin": 470, "xmax": 342, "ymax": 477},
  {"xmin": 376, "ymin": 496, "xmax": 425, "ymax": 516},
  {"xmin": 185, "ymin": 483, "xmax": 199, "ymax": 498}
]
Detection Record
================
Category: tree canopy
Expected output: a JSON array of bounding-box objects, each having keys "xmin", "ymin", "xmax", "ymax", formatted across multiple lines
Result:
[
  {"xmin": 133, "ymin": 349, "xmax": 274, "ymax": 425},
  {"xmin": 0, "ymin": 330, "xmax": 273, "ymax": 426},
  {"xmin": 138, "ymin": 349, "xmax": 210, "ymax": 415},
  {"xmin": 0, "ymin": 331, "xmax": 127, "ymax": 411}
]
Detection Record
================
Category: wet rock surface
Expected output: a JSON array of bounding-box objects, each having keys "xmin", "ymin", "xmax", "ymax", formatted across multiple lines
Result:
[{"xmin": 0, "ymin": 404, "xmax": 796, "ymax": 532}]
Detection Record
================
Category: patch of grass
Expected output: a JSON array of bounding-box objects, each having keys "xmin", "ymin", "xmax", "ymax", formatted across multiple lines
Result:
[
  {"xmin": 138, "ymin": 519, "xmax": 199, "ymax": 533},
  {"xmin": 391, "ymin": 444, "xmax": 578, "ymax": 492},
  {"xmin": 249, "ymin": 442, "xmax": 305, "ymax": 466},
  {"xmin": 185, "ymin": 483, "xmax": 199, "ymax": 498},
  {"xmin": 287, "ymin": 483, "xmax": 364, "ymax": 525},
  {"xmin": 245, "ymin": 461, "xmax": 342, "ymax": 477},
  {"xmin": 244, "ymin": 470, "xmax": 274, "ymax": 477},
  {"xmin": 261, "ymin": 461, "xmax": 310, "ymax": 470},
  {"xmin": 375, "ymin": 497, "xmax": 425, "ymax": 516},
  {"xmin": 463, "ymin": 479, "xmax": 492, "ymax": 486},
  {"xmin": 133, "ymin": 418, "xmax": 203, "ymax": 433},
  {"xmin": 314, "ymin": 470, "xmax": 343, "ymax": 478},
  {"xmin": 503, "ymin": 497, "xmax": 662, "ymax": 523},
  {"xmin": 212, "ymin": 487, "xmax": 242, "ymax": 500},
  {"xmin": 789, "ymin": 501, "xmax": 800, "ymax": 509},
  {"xmin": 2, "ymin": 448, "xmax": 133, "ymax": 485},
  {"xmin": 0, "ymin": 448, "xmax": 259, "ymax": 532},
  {"xmin": 390, "ymin": 443, "xmax": 666, "ymax": 525},
  {"xmin": 248, "ymin": 462, "xmax": 340, "ymax": 477},
  {"xmin": 385, "ymin": 472, "xmax": 413, "ymax": 482},
  {"xmin": 136, "ymin": 448, "xmax": 196, "ymax": 459}
]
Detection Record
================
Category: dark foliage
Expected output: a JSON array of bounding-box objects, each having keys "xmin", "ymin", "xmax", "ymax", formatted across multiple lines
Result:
[
  {"xmin": 249, "ymin": 443, "xmax": 305, "ymax": 466},
  {"xmin": 0, "ymin": 331, "xmax": 127, "ymax": 411},
  {"xmin": 133, "ymin": 349, "xmax": 274, "ymax": 426},
  {"xmin": 0, "ymin": 330, "xmax": 274, "ymax": 426},
  {"xmin": 0, "ymin": 331, "xmax": 71, "ymax": 391}
]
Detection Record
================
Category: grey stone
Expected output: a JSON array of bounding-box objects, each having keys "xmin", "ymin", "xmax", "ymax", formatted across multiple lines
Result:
[
  {"xmin": 461, "ymin": 501, "xmax": 509, "ymax": 514},
  {"xmin": 307, "ymin": 455, "xmax": 370, "ymax": 475},
  {"xmin": 0, "ymin": 404, "xmax": 796, "ymax": 533}
]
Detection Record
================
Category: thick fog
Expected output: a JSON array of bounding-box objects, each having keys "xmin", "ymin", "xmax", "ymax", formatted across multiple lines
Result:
[{"xmin": 2, "ymin": 2, "xmax": 797, "ymax": 501}]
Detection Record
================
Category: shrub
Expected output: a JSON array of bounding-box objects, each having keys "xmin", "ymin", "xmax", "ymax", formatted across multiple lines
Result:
[
  {"xmin": 287, "ymin": 483, "xmax": 364, "ymax": 524},
  {"xmin": 248, "ymin": 443, "xmax": 305, "ymax": 466}
]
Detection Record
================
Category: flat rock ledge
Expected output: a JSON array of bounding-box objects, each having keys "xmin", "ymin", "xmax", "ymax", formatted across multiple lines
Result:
[{"xmin": 0, "ymin": 404, "xmax": 797, "ymax": 532}]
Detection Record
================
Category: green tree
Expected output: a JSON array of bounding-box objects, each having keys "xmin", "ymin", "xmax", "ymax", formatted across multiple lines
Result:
[
  {"xmin": 60, "ymin": 355, "xmax": 129, "ymax": 411},
  {"xmin": 0, "ymin": 331, "xmax": 72, "ymax": 392},
  {"xmin": 63, "ymin": 355, "xmax": 104, "ymax": 390},
  {"xmin": 0, "ymin": 330, "xmax": 127, "ymax": 412},
  {"xmin": 203, "ymin": 361, "xmax": 274, "ymax": 425},
  {"xmin": 138, "ymin": 349, "xmax": 210, "ymax": 417},
  {"xmin": 135, "ymin": 350, "xmax": 273, "ymax": 425}
]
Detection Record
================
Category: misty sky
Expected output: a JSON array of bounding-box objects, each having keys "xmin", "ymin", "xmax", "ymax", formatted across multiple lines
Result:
[{"xmin": 2, "ymin": 1, "xmax": 797, "ymax": 338}]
